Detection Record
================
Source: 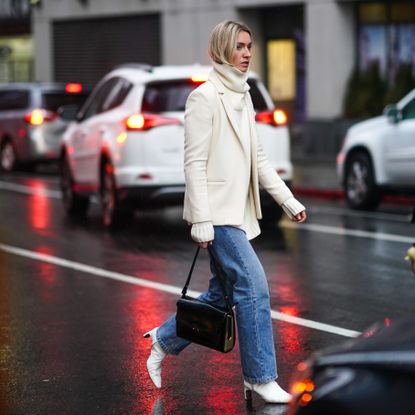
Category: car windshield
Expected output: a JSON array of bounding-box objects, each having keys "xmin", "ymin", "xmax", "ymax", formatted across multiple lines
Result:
[
  {"xmin": 42, "ymin": 92, "xmax": 90, "ymax": 112},
  {"xmin": 141, "ymin": 78, "xmax": 268, "ymax": 113}
]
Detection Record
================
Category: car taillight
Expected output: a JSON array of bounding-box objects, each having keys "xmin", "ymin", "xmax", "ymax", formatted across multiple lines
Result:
[
  {"xmin": 125, "ymin": 113, "xmax": 180, "ymax": 131},
  {"xmin": 25, "ymin": 109, "xmax": 57, "ymax": 126},
  {"xmin": 191, "ymin": 73, "xmax": 208, "ymax": 83},
  {"xmin": 65, "ymin": 83, "xmax": 83, "ymax": 93},
  {"xmin": 256, "ymin": 109, "xmax": 287, "ymax": 126}
]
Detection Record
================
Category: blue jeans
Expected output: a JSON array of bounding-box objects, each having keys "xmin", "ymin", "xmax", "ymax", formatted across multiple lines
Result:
[{"xmin": 157, "ymin": 226, "xmax": 278, "ymax": 384}]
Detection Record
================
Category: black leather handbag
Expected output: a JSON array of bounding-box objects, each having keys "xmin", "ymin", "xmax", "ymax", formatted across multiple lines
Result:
[{"xmin": 176, "ymin": 246, "xmax": 236, "ymax": 353}]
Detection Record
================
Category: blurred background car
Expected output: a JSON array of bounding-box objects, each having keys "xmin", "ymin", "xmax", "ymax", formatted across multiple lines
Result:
[
  {"xmin": 288, "ymin": 315, "xmax": 415, "ymax": 415},
  {"xmin": 60, "ymin": 63, "xmax": 292, "ymax": 227},
  {"xmin": 337, "ymin": 88, "xmax": 415, "ymax": 210},
  {"xmin": 0, "ymin": 82, "xmax": 90, "ymax": 172}
]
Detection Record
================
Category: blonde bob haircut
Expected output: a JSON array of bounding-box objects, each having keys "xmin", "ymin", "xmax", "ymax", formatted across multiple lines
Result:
[{"xmin": 208, "ymin": 20, "xmax": 252, "ymax": 65}]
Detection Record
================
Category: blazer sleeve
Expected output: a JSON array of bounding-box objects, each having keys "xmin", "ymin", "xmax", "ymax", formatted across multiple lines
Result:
[
  {"xmin": 184, "ymin": 87, "xmax": 214, "ymax": 223},
  {"xmin": 257, "ymin": 137, "xmax": 294, "ymax": 206}
]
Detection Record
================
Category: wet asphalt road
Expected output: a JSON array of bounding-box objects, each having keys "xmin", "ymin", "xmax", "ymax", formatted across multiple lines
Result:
[{"xmin": 0, "ymin": 171, "xmax": 414, "ymax": 415}]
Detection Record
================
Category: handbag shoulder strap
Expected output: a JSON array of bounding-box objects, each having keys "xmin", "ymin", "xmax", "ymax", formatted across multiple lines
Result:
[
  {"xmin": 181, "ymin": 246, "xmax": 201, "ymax": 297},
  {"xmin": 181, "ymin": 246, "xmax": 233, "ymax": 312}
]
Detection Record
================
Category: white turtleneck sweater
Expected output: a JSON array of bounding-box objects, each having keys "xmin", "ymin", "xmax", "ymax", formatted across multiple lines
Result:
[{"xmin": 191, "ymin": 62, "xmax": 305, "ymax": 243}]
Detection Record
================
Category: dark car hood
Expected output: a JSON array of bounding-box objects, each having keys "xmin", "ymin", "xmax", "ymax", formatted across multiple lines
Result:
[{"xmin": 314, "ymin": 315, "xmax": 415, "ymax": 369}]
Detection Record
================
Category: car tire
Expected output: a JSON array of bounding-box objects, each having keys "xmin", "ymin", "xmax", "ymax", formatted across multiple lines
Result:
[
  {"xmin": 0, "ymin": 140, "xmax": 17, "ymax": 172},
  {"xmin": 60, "ymin": 155, "xmax": 90, "ymax": 217},
  {"xmin": 345, "ymin": 152, "xmax": 381, "ymax": 210},
  {"xmin": 100, "ymin": 160, "xmax": 132, "ymax": 228}
]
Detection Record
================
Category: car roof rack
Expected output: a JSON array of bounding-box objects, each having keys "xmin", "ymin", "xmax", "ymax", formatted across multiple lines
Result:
[{"xmin": 112, "ymin": 63, "xmax": 153, "ymax": 72}]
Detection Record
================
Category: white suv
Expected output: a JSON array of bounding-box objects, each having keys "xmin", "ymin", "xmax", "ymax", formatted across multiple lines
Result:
[
  {"xmin": 60, "ymin": 64, "xmax": 292, "ymax": 226},
  {"xmin": 337, "ymin": 88, "xmax": 415, "ymax": 210}
]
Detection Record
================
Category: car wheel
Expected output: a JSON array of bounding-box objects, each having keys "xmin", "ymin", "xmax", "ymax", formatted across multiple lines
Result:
[
  {"xmin": 100, "ymin": 160, "xmax": 131, "ymax": 228},
  {"xmin": 345, "ymin": 152, "xmax": 381, "ymax": 210},
  {"xmin": 0, "ymin": 140, "xmax": 17, "ymax": 172},
  {"xmin": 60, "ymin": 156, "xmax": 90, "ymax": 216}
]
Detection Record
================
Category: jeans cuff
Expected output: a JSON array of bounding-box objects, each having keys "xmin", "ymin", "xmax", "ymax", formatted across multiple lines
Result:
[
  {"xmin": 156, "ymin": 332, "xmax": 181, "ymax": 356},
  {"xmin": 243, "ymin": 374, "xmax": 278, "ymax": 384}
]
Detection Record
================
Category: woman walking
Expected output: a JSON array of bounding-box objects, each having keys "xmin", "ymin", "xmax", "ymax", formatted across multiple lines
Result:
[{"xmin": 144, "ymin": 20, "xmax": 306, "ymax": 404}]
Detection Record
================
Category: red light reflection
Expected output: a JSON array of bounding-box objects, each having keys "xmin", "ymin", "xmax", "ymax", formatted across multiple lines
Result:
[
  {"xmin": 35, "ymin": 246, "xmax": 57, "ymax": 287},
  {"xmin": 27, "ymin": 180, "xmax": 51, "ymax": 232},
  {"xmin": 204, "ymin": 347, "xmax": 241, "ymax": 414}
]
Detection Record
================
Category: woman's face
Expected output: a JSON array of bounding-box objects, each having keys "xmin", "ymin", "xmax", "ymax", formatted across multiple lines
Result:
[{"xmin": 231, "ymin": 30, "xmax": 252, "ymax": 72}]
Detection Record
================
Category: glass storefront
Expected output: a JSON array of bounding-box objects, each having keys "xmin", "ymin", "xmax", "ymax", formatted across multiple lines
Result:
[
  {"xmin": 0, "ymin": 35, "xmax": 33, "ymax": 82},
  {"xmin": 358, "ymin": 2, "xmax": 415, "ymax": 83}
]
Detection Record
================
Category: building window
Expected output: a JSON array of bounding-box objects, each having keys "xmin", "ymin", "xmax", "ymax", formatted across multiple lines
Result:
[
  {"xmin": 0, "ymin": 35, "xmax": 33, "ymax": 82},
  {"xmin": 358, "ymin": 2, "xmax": 415, "ymax": 83},
  {"xmin": 266, "ymin": 39, "xmax": 296, "ymax": 102}
]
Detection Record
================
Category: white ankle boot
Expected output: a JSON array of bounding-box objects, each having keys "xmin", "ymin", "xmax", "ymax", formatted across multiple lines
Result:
[
  {"xmin": 244, "ymin": 380, "xmax": 292, "ymax": 404},
  {"xmin": 143, "ymin": 327, "xmax": 166, "ymax": 388}
]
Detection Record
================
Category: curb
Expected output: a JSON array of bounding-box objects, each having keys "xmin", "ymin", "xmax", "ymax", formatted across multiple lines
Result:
[{"xmin": 292, "ymin": 187, "xmax": 344, "ymax": 200}]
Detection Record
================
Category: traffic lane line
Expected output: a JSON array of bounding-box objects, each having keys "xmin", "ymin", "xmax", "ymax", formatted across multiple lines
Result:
[
  {"xmin": 293, "ymin": 186, "xmax": 415, "ymax": 206},
  {"xmin": 280, "ymin": 221, "xmax": 414, "ymax": 244},
  {"xmin": 0, "ymin": 181, "xmax": 61, "ymax": 198},
  {"xmin": 0, "ymin": 242, "xmax": 361, "ymax": 339},
  {"xmin": 1, "ymin": 180, "xmax": 414, "ymax": 207}
]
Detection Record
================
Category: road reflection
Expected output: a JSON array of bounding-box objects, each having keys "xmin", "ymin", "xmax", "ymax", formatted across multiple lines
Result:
[
  {"xmin": 27, "ymin": 179, "xmax": 52, "ymax": 232},
  {"xmin": 150, "ymin": 396, "xmax": 289, "ymax": 415}
]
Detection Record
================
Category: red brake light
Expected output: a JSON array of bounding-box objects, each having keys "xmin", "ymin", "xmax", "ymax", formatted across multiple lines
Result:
[
  {"xmin": 125, "ymin": 113, "xmax": 180, "ymax": 131},
  {"xmin": 25, "ymin": 109, "xmax": 57, "ymax": 125},
  {"xmin": 273, "ymin": 109, "xmax": 287, "ymax": 125},
  {"xmin": 65, "ymin": 83, "xmax": 83, "ymax": 93},
  {"xmin": 256, "ymin": 109, "xmax": 287, "ymax": 126}
]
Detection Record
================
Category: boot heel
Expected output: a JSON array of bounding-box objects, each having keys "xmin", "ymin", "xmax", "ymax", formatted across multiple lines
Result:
[{"xmin": 244, "ymin": 387, "xmax": 252, "ymax": 402}]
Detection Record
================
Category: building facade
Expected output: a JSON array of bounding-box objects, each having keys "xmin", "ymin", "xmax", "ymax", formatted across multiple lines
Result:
[{"xmin": 31, "ymin": 0, "xmax": 415, "ymax": 124}]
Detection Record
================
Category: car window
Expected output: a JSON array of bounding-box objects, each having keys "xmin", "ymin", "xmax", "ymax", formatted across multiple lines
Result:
[
  {"xmin": 141, "ymin": 80, "xmax": 197, "ymax": 113},
  {"xmin": 402, "ymin": 97, "xmax": 415, "ymax": 120},
  {"xmin": 41, "ymin": 91, "xmax": 90, "ymax": 112},
  {"xmin": 0, "ymin": 89, "xmax": 30, "ymax": 110},
  {"xmin": 101, "ymin": 78, "xmax": 132, "ymax": 113},
  {"xmin": 79, "ymin": 78, "xmax": 119, "ymax": 121},
  {"xmin": 247, "ymin": 79, "xmax": 268, "ymax": 111},
  {"xmin": 141, "ymin": 79, "xmax": 269, "ymax": 113}
]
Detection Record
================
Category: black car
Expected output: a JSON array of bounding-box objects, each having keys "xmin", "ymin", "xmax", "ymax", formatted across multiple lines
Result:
[
  {"xmin": 0, "ymin": 82, "xmax": 90, "ymax": 172},
  {"xmin": 288, "ymin": 315, "xmax": 415, "ymax": 415}
]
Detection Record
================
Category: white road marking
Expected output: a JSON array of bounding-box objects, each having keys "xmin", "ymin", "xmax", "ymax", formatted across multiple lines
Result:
[
  {"xmin": 0, "ymin": 242, "xmax": 361, "ymax": 338},
  {"xmin": 281, "ymin": 221, "xmax": 414, "ymax": 244},
  {"xmin": 308, "ymin": 205, "xmax": 411, "ymax": 223},
  {"xmin": 0, "ymin": 181, "xmax": 61, "ymax": 199}
]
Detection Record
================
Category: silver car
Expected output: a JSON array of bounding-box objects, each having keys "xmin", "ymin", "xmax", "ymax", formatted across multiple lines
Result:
[{"xmin": 0, "ymin": 83, "xmax": 90, "ymax": 172}]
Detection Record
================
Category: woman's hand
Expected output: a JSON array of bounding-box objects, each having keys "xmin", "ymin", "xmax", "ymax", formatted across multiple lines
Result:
[
  {"xmin": 198, "ymin": 241, "xmax": 213, "ymax": 249},
  {"xmin": 191, "ymin": 221, "xmax": 214, "ymax": 248},
  {"xmin": 292, "ymin": 210, "xmax": 307, "ymax": 223}
]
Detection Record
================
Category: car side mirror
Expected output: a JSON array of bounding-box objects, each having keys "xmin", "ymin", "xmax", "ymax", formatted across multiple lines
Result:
[
  {"xmin": 57, "ymin": 104, "xmax": 80, "ymax": 121},
  {"xmin": 383, "ymin": 104, "xmax": 401, "ymax": 124}
]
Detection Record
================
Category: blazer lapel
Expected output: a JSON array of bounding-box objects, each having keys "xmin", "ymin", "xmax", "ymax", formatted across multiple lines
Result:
[
  {"xmin": 220, "ymin": 93, "xmax": 242, "ymax": 140},
  {"xmin": 208, "ymin": 73, "xmax": 243, "ymax": 142}
]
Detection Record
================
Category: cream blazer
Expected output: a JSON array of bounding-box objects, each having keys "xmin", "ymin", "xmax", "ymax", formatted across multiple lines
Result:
[{"xmin": 183, "ymin": 71, "xmax": 293, "ymax": 225}]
